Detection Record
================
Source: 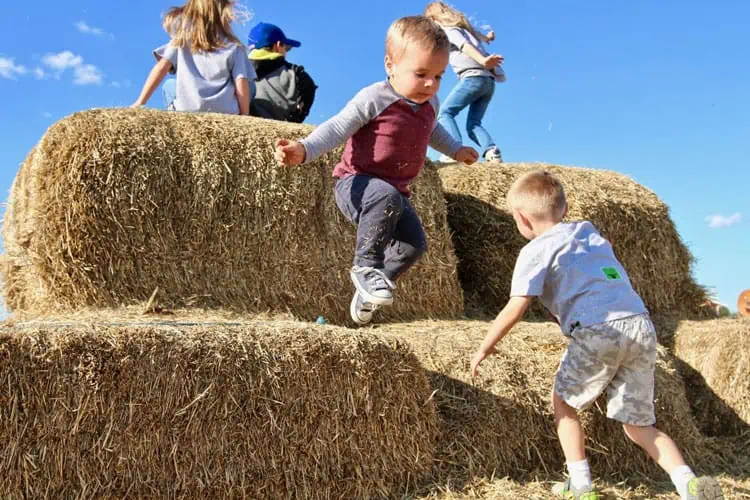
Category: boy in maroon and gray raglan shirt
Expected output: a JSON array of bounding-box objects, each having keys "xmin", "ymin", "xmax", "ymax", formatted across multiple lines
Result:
[{"xmin": 275, "ymin": 16, "xmax": 479, "ymax": 325}]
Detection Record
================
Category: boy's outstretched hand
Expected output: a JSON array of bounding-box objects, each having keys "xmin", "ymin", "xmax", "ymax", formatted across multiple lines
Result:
[
  {"xmin": 470, "ymin": 347, "xmax": 497, "ymax": 378},
  {"xmin": 455, "ymin": 147, "xmax": 479, "ymax": 165},
  {"xmin": 274, "ymin": 139, "xmax": 306, "ymax": 166}
]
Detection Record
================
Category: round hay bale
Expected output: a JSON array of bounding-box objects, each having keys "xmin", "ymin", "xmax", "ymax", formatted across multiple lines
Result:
[
  {"xmin": 381, "ymin": 320, "xmax": 719, "ymax": 484},
  {"xmin": 0, "ymin": 319, "xmax": 439, "ymax": 498},
  {"xmin": 438, "ymin": 162, "xmax": 708, "ymax": 319},
  {"xmin": 673, "ymin": 318, "xmax": 750, "ymax": 436},
  {"xmin": 1, "ymin": 109, "xmax": 463, "ymax": 324}
]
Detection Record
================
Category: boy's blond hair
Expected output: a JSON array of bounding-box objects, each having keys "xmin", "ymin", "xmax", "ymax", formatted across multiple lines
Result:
[
  {"xmin": 424, "ymin": 1, "xmax": 491, "ymax": 44},
  {"xmin": 386, "ymin": 16, "xmax": 450, "ymax": 61},
  {"xmin": 506, "ymin": 170, "xmax": 567, "ymax": 221},
  {"xmin": 163, "ymin": 0, "xmax": 246, "ymax": 53}
]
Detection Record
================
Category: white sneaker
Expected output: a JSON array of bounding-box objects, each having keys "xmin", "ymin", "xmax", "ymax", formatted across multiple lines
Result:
[
  {"xmin": 437, "ymin": 154, "xmax": 454, "ymax": 163},
  {"xmin": 350, "ymin": 291, "xmax": 380, "ymax": 325},
  {"xmin": 483, "ymin": 147, "xmax": 503, "ymax": 163}
]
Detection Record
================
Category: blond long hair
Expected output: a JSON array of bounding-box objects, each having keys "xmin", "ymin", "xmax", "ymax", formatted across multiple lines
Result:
[
  {"xmin": 424, "ymin": 1, "xmax": 490, "ymax": 43},
  {"xmin": 163, "ymin": 0, "xmax": 243, "ymax": 52}
]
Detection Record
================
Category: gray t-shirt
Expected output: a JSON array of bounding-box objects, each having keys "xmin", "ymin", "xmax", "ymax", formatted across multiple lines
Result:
[
  {"xmin": 510, "ymin": 221, "xmax": 647, "ymax": 333},
  {"xmin": 443, "ymin": 27, "xmax": 494, "ymax": 80},
  {"xmin": 154, "ymin": 41, "xmax": 254, "ymax": 114}
]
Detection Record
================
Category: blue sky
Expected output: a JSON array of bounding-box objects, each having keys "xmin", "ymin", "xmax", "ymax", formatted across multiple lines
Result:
[{"xmin": 0, "ymin": 0, "xmax": 748, "ymax": 317}]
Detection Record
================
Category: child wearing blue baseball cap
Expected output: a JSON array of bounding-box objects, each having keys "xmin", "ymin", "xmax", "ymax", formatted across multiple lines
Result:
[
  {"xmin": 132, "ymin": 0, "xmax": 255, "ymax": 115},
  {"xmin": 247, "ymin": 22, "xmax": 317, "ymax": 123}
]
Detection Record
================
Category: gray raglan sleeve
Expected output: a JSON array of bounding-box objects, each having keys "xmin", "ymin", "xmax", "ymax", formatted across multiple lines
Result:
[
  {"xmin": 299, "ymin": 84, "xmax": 382, "ymax": 163},
  {"xmin": 429, "ymin": 122, "xmax": 463, "ymax": 158},
  {"xmin": 428, "ymin": 96, "xmax": 462, "ymax": 158}
]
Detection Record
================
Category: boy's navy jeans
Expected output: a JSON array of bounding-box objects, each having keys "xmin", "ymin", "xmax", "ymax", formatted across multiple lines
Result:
[{"xmin": 334, "ymin": 174, "xmax": 427, "ymax": 281}]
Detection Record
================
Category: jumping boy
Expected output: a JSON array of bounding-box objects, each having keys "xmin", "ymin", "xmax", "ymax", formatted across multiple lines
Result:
[
  {"xmin": 470, "ymin": 170, "xmax": 724, "ymax": 500},
  {"xmin": 275, "ymin": 16, "xmax": 478, "ymax": 325}
]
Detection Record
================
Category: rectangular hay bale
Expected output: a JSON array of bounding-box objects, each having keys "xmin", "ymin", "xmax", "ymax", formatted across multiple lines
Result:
[
  {"xmin": 1, "ymin": 109, "xmax": 463, "ymax": 324},
  {"xmin": 0, "ymin": 319, "xmax": 439, "ymax": 499},
  {"xmin": 438, "ymin": 163, "xmax": 708, "ymax": 319}
]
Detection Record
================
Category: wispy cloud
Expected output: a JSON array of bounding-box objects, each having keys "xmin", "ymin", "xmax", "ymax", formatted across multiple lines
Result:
[
  {"xmin": 42, "ymin": 112, "xmax": 53, "ymax": 118},
  {"xmin": 43, "ymin": 51, "xmax": 83, "ymax": 72},
  {"xmin": 705, "ymin": 212, "xmax": 742, "ymax": 229},
  {"xmin": 75, "ymin": 21, "xmax": 112, "ymax": 39},
  {"xmin": 42, "ymin": 51, "xmax": 104, "ymax": 85},
  {"xmin": 33, "ymin": 67, "xmax": 46, "ymax": 79},
  {"xmin": 73, "ymin": 64, "xmax": 104, "ymax": 85},
  {"xmin": 0, "ymin": 57, "xmax": 27, "ymax": 79},
  {"xmin": 109, "ymin": 79, "xmax": 131, "ymax": 89}
]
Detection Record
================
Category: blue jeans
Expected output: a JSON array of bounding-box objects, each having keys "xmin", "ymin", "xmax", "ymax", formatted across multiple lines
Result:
[{"xmin": 438, "ymin": 76, "xmax": 497, "ymax": 155}]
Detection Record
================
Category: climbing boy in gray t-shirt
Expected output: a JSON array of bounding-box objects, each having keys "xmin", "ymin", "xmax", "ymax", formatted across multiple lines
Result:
[{"xmin": 470, "ymin": 170, "xmax": 723, "ymax": 500}]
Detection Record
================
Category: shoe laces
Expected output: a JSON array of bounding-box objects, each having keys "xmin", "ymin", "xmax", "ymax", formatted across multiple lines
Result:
[{"xmin": 354, "ymin": 266, "xmax": 396, "ymax": 291}]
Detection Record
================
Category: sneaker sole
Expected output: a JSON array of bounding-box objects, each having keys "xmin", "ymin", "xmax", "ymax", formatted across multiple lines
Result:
[
  {"xmin": 349, "ymin": 293, "xmax": 371, "ymax": 325},
  {"xmin": 350, "ymin": 272, "xmax": 394, "ymax": 306},
  {"xmin": 696, "ymin": 476, "xmax": 724, "ymax": 499}
]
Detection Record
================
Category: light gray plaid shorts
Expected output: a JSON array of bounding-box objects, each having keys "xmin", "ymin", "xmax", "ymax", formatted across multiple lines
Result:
[{"xmin": 554, "ymin": 313, "xmax": 657, "ymax": 426}]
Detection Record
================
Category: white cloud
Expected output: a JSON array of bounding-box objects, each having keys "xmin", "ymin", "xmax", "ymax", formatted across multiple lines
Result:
[
  {"xmin": 110, "ymin": 80, "xmax": 131, "ymax": 89},
  {"xmin": 0, "ymin": 57, "xmax": 27, "ymax": 79},
  {"xmin": 75, "ymin": 21, "xmax": 111, "ymax": 38},
  {"xmin": 73, "ymin": 64, "xmax": 104, "ymax": 85},
  {"xmin": 33, "ymin": 67, "xmax": 46, "ymax": 79},
  {"xmin": 705, "ymin": 212, "xmax": 742, "ymax": 229},
  {"xmin": 42, "ymin": 112, "xmax": 53, "ymax": 118},
  {"xmin": 43, "ymin": 51, "xmax": 83, "ymax": 71},
  {"xmin": 42, "ymin": 51, "xmax": 104, "ymax": 86}
]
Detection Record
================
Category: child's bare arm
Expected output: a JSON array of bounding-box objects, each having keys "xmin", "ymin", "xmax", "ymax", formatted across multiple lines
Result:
[
  {"xmin": 461, "ymin": 43, "xmax": 503, "ymax": 70},
  {"xmin": 471, "ymin": 296, "xmax": 532, "ymax": 377},
  {"xmin": 235, "ymin": 77, "xmax": 250, "ymax": 115},
  {"xmin": 132, "ymin": 58, "xmax": 173, "ymax": 108}
]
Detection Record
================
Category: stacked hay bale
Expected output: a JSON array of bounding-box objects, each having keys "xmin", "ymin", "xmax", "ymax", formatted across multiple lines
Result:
[
  {"xmin": 0, "ymin": 319, "xmax": 439, "ymax": 498},
  {"xmin": 671, "ymin": 318, "xmax": 750, "ymax": 436},
  {"xmin": 383, "ymin": 320, "xmax": 721, "ymax": 483},
  {"xmin": 1, "ymin": 109, "xmax": 462, "ymax": 325},
  {"xmin": 438, "ymin": 162, "xmax": 708, "ymax": 318}
]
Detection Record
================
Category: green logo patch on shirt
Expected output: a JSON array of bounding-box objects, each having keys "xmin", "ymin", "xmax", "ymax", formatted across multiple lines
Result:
[{"xmin": 601, "ymin": 267, "xmax": 622, "ymax": 280}]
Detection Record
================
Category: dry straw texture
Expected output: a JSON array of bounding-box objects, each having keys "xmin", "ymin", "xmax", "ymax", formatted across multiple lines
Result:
[
  {"xmin": 419, "ymin": 474, "xmax": 750, "ymax": 499},
  {"xmin": 670, "ymin": 317, "xmax": 750, "ymax": 437},
  {"xmin": 1, "ymin": 108, "xmax": 462, "ymax": 324},
  {"xmin": 378, "ymin": 320, "xmax": 724, "ymax": 487},
  {"xmin": 0, "ymin": 319, "xmax": 439, "ymax": 499},
  {"xmin": 438, "ymin": 162, "xmax": 708, "ymax": 319}
]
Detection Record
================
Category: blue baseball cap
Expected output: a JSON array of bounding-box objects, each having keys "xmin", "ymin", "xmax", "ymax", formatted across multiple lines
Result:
[{"xmin": 248, "ymin": 22, "xmax": 301, "ymax": 49}]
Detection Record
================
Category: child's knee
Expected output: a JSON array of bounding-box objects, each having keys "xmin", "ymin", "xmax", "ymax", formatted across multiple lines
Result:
[{"xmin": 622, "ymin": 423, "xmax": 653, "ymax": 444}]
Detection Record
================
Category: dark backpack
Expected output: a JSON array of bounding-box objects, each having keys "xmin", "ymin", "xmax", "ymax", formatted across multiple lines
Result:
[
  {"xmin": 285, "ymin": 63, "xmax": 317, "ymax": 123},
  {"xmin": 251, "ymin": 58, "xmax": 318, "ymax": 123}
]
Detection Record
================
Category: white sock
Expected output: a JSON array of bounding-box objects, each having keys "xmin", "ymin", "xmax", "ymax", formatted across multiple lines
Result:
[
  {"xmin": 567, "ymin": 459, "xmax": 592, "ymax": 490},
  {"xmin": 670, "ymin": 465, "xmax": 696, "ymax": 499}
]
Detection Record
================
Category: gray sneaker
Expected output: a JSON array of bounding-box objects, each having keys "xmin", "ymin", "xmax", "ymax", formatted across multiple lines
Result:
[
  {"xmin": 350, "ymin": 266, "xmax": 395, "ymax": 306},
  {"xmin": 350, "ymin": 291, "xmax": 380, "ymax": 325},
  {"xmin": 484, "ymin": 147, "xmax": 503, "ymax": 163},
  {"xmin": 686, "ymin": 476, "xmax": 724, "ymax": 500}
]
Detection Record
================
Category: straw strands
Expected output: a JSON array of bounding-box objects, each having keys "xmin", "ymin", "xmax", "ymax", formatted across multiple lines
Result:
[
  {"xmin": 438, "ymin": 163, "xmax": 708, "ymax": 319},
  {"xmin": 1, "ymin": 108, "xmax": 463, "ymax": 324},
  {"xmin": 379, "ymin": 319, "xmax": 721, "ymax": 484},
  {"xmin": 0, "ymin": 320, "xmax": 439, "ymax": 498},
  {"xmin": 671, "ymin": 318, "xmax": 750, "ymax": 436}
]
